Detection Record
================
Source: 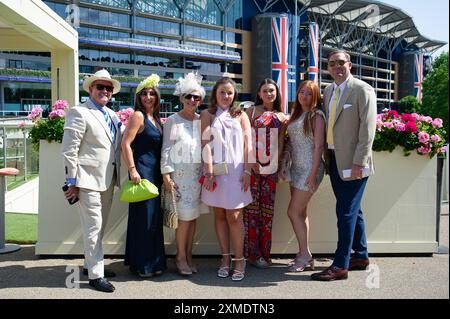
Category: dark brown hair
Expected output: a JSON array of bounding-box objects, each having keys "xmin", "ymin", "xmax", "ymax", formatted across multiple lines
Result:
[
  {"xmin": 208, "ymin": 77, "xmax": 241, "ymax": 118},
  {"xmin": 289, "ymin": 80, "xmax": 322, "ymax": 135},
  {"xmin": 254, "ymin": 78, "xmax": 282, "ymax": 112},
  {"xmin": 327, "ymin": 49, "xmax": 351, "ymax": 62},
  {"xmin": 134, "ymin": 87, "xmax": 161, "ymax": 124}
]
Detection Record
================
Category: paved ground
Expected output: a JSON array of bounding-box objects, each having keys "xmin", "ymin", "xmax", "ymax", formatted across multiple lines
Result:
[{"xmin": 0, "ymin": 205, "xmax": 448, "ymax": 300}]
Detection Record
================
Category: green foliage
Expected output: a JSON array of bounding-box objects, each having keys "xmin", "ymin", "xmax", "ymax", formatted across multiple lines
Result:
[
  {"xmin": 421, "ymin": 52, "xmax": 449, "ymax": 140},
  {"xmin": 28, "ymin": 117, "xmax": 65, "ymax": 151},
  {"xmin": 397, "ymin": 96, "xmax": 421, "ymax": 114}
]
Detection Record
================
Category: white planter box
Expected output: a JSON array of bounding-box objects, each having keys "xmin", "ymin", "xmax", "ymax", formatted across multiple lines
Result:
[{"xmin": 36, "ymin": 141, "xmax": 438, "ymax": 255}]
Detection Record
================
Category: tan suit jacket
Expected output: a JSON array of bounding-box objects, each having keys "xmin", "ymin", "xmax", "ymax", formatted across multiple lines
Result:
[
  {"xmin": 62, "ymin": 99, "xmax": 121, "ymax": 191},
  {"xmin": 324, "ymin": 75, "xmax": 377, "ymax": 180}
]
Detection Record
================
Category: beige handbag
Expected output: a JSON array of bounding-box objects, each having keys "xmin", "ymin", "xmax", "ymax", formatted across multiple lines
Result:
[
  {"xmin": 162, "ymin": 185, "xmax": 178, "ymax": 229},
  {"xmin": 213, "ymin": 162, "xmax": 228, "ymax": 176}
]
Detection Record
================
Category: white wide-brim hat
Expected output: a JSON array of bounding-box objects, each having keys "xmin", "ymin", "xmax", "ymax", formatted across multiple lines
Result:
[{"xmin": 82, "ymin": 69, "xmax": 121, "ymax": 94}]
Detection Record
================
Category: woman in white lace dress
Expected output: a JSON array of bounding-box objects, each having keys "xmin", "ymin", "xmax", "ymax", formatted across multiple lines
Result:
[
  {"xmin": 161, "ymin": 73, "xmax": 209, "ymax": 276},
  {"xmin": 280, "ymin": 80, "xmax": 326, "ymax": 272}
]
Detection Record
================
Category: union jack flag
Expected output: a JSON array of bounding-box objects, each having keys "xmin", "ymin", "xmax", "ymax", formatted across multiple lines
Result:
[
  {"xmin": 308, "ymin": 22, "xmax": 319, "ymax": 84},
  {"xmin": 272, "ymin": 16, "xmax": 289, "ymax": 114},
  {"xmin": 414, "ymin": 52, "xmax": 423, "ymax": 103}
]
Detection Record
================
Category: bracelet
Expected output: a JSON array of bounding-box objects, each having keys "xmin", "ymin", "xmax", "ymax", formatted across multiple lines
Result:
[
  {"xmin": 244, "ymin": 169, "xmax": 252, "ymax": 176},
  {"xmin": 204, "ymin": 172, "xmax": 213, "ymax": 177}
]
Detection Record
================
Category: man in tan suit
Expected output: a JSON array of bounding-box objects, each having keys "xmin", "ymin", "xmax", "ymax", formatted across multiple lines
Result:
[
  {"xmin": 311, "ymin": 50, "xmax": 377, "ymax": 281},
  {"xmin": 62, "ymin": 69, "xmax": 122, "ymax": 292}
]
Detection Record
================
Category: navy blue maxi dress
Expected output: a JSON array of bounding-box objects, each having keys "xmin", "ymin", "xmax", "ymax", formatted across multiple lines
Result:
[{"xmin": 124, "ymin": 117, "xmax": 166, "ymax": 275}]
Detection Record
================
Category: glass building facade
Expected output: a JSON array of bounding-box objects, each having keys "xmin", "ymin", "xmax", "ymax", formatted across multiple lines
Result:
[
  {"xmin": 0, "ymin": 0, "xmax": 244, "ymax": 112},
  {"xmin": 1, "ymin": 0, "xmax": 438, "ymax": 115}
]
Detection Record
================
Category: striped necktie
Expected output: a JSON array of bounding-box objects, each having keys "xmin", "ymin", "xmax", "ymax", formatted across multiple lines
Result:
[
  {"xmin": 326, "ymin": 86, "xmax": 341, "ymax": 147},
  {"xmin": 102, "ymin": 108, "xmax": 116, "ymax": 144}
]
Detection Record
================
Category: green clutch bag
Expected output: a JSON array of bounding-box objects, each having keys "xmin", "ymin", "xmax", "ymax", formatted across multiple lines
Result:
[{"xmin": 120, "ymin": 179, "xmax": 159, "ymax": 203}]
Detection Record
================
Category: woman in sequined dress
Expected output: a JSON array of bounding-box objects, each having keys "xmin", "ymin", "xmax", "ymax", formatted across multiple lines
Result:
[{"xmin": 280, "ymin": 80, "xmax": 326, "ymax": 272}]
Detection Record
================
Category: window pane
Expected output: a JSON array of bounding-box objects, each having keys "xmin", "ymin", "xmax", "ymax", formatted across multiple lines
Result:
[
  {"xmin": 185, "ymin": 0, "xmax": 221, "ymax": 25},
  {"xmin": 136, "ymin": 0, "xmax": 179, "ymax": 18}
]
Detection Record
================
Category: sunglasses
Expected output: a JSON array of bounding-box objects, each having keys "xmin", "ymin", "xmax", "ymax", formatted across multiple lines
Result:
[
  {"xmin": 184, "ymin": 94, "xmax": 201, "ymax": 102},
  {"xmin": 328, "ymin": 59, "xmax": 349, "ymax": 67},
  {"xmin": 140, "ymin": 90, "xmax": 157, "ymax": 97},
  {"xmin": 95, "ymin": 84, "xmax": 114, "ymax": 92}
]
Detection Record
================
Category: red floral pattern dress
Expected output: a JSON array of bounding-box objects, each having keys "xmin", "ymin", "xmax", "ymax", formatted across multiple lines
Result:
[{"xmin": 244, "ymin": 111, "xmax": 282, "ymax": 263}]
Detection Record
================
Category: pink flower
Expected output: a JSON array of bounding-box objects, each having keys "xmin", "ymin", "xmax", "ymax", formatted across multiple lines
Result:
[
  {"xmin": 440, "ymin": 146, "xmax": 448, "ymax": 154},
  {"xmin": 401, "ymin": 113, "xmax": 416, "ymax": 122},
  {"xmin": 411, "ymin": 113, "xmax": 419, "ymax": 119},
  {"xmin": 388, "ymin": 110, "xmax": 399, "ymax": 118},
  {"xmin": 52, "ymin": 99, "xmax": 69, "ymax": 110},
  {"xmin": 431, "ymin": 134, "xmax": 441, "ymax": 143},
  {"xmin": 395, "ymin": 123, "xmax": 406, "ymax": 132},
  {"xmin": 17, "ymin": 121, "xmax": 26, "ymax": 129},
  {"xmin": 49, "ymin": 109, "xmax": 65, "ymax": 119},
  {"xmin": 432, "ymin": 118, "xmax": 443, "ymax": 128},
  {"xmin": 383, "ymin": 122, "xmax": 394, "ymax": 129},
  {"xmin": 160, "ymin": 118, "xmax": 168, "ymax": 124},
  {"xmin": 376, "ymin": 119, "xmax": 383, "ymax": 130},
  {"xmin": 405, "ymin": 121, "xmax": 418, "ymax": 133},
  {"xmin": 418, "ymin": 145, "xmax": 431, "ymax": 154},
  {"xmin": 116, "ymin": 108, "xmax": 135, "ymax": 126},
  {"xmin": 418, "ymin": 132, "xmax": 430, "ymax": 143},
  {"xmin": 418, "ymin": 115, "xmax": 433, "ymax": 123},
  {"xmin": 27, "ymin": 106, "xmax": 43, "ymax": 120}
]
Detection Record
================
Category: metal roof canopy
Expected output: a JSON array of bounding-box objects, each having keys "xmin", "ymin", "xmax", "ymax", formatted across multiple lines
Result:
[
  {"xmin": 0, "ymin": 0, "xmax": 79, "ymax": 106},
  {"xmin": 298, "ymin": 0, "xmax": 446, "ymax": 55}
]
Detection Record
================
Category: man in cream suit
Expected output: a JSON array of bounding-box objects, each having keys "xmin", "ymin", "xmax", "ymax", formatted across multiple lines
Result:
[
  {"xmin": 62, "ymin": 69, "xmax": 122, "ymax": 292},
  {"xmin": 311, "ymin": 50, "xmax": 377, "ymax": 281}
]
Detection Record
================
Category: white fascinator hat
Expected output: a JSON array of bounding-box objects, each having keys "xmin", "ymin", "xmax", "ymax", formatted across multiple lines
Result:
[{"xmin": 173, "ymin": 72, "xmax": 206, "ymax": 100}]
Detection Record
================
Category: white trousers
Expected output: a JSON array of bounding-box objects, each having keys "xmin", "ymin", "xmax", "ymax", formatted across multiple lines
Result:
[{"xmin": 77, "ymin": 182, "xmax": 115, "ymax": 280}]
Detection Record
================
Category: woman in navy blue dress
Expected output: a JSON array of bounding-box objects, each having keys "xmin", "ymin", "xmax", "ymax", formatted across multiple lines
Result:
[{"xmin": 121, "ymin": 74, "xmax": 166, "ymax": 277}]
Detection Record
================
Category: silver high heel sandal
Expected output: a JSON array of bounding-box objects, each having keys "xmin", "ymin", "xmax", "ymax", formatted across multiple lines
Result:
[
  {"xmin": 287, "ymin": 257, "xmax": 315, "ymax": 272},
  {"xmin": 231, "ymin": 257, "xmax": 246, "ymax": 281},
  {"xmin": 217, "ymin": 253, "xmax": 231, "ymax": 278}
]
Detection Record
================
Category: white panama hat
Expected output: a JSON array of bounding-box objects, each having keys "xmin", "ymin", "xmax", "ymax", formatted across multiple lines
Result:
[{"xmin": 82, "ymin": 69, "xmax": 121, "ymax": 94}]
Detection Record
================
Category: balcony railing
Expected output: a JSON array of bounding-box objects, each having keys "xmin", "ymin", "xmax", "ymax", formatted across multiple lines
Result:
[{"xmin": 79, "ymin": 37, "xmax": 241, "ymax": 62}]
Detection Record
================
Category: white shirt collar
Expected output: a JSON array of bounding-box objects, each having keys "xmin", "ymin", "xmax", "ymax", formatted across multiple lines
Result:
[{"xmin": 333, "ymin": 75, "xmax": 351, "ymax": 92}]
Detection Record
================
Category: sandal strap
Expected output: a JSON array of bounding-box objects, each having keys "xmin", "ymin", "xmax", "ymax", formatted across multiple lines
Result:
[{"xmin": 231, "ymin": 257, "xmax": 245, "ymax": 261}]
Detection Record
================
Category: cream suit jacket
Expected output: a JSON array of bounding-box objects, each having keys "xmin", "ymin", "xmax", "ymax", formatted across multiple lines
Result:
[
  {"xmin": 62, "ymin": 99, "xmax": 121, "ymax": 191},
  {"xmin": 324, "ymin": 75, "xmax": 377, "ymax": 180}
]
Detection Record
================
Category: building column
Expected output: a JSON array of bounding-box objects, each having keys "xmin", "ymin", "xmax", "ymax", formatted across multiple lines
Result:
[
  {"xmin": 51, "ymin": 49, "xmax": 79, "ymax": 107},
  {"xmin": 0, "ymin": 81, "xmax": 4, "ymax": 113}
]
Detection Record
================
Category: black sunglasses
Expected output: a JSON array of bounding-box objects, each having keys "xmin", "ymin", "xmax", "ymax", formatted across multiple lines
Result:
[
  {"xmin": 95, "ymin": 84, "xmax": 114, "ymax": 92},
  {"xmin": 328, "ymin": 59, "xmax": 348, "ymax": 67},
  {"xmin": 140, "ymin": 90, "xmax": 157, "ymax": 97},
  {"xmin": 184, "ymin": 94, "xmax": 201, "ymax": 101}
]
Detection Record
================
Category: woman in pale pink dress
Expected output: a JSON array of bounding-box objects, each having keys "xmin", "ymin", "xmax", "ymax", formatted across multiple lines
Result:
[{"xmin": 200, "ymin": 77, "xmax": 253, "ymax": 281}]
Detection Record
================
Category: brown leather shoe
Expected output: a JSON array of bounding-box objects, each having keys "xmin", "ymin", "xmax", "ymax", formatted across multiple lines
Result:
[
  {"xmin": 349, "ymin": 257, "xmax": 370, "ymax": 271},
  {"xmin": 311, "ymin": 266, "xmax": 348, "ymax": 281}
]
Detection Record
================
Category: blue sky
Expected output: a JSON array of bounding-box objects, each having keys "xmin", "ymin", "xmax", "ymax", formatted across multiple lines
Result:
[{"xmin": 383, "ymin": 0, "xmax": 449, "ymax": 57}]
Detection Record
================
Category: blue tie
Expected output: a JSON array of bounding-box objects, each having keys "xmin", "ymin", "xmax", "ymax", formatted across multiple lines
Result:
[{"xmin": 102, "ymin": 109, "xmax": 116, "ymax": 144}]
